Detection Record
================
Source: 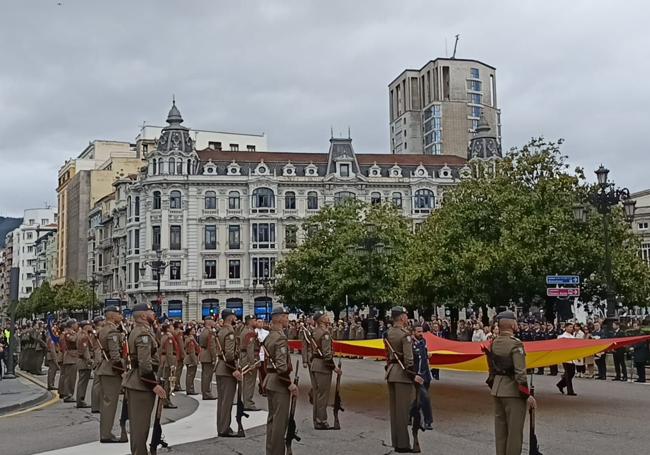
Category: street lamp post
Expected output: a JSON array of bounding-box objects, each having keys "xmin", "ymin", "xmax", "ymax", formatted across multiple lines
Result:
[
  {"xmin": 573, "ymin": 165, "xmax": 636, "ymax": 321},
  {"xmin": 258, "ymin": 267, "xmax": 273, "ymax": 320},
  {"xmin": 139, "ymin": 249, "xmax": 168, "ymax": 317}
]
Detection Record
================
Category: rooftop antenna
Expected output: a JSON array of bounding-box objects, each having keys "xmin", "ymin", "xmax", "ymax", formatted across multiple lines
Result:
[
  {"xmin": 347, "ymin": 126, "xmax": 351, "ymax": 139},
  {"xmin": 451, "ymin": 34, "xmax": 460, "ymax": 59},
  {"xmin": 330, "ymin": 126, "xmax": 334, "ymax": 139}
]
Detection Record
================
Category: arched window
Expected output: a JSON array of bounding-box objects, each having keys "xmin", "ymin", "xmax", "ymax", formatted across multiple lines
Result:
[
  {"xmin": 152, "ymin": 158, "xmax": 157, "ymax": 175},
  {"xmin": 252, "ymin": 187, "xmax": 275, "ymax": 212},
  {"xmin": 187, "ymin": 159, "xmax": 192, "ymax": 175},
  {"xmin": 127, "ymin": 196, "xmax": 132, "ymax": 218},
  {"xmin": 307, "ymin": 191, "xmax": 319, "ymax": 210},
  {"xmin": 414, "ymin": 189, "xmax": 435, "ymax": 212},
  {"xmin": 176, "ymin": 159, "xmax": 183, "ymax": 175},
  {"xmin": 158, "ymin": 159, "xmax": 163, "ymax": 175},
  {"xmin": 153, "ymin": 191, "xmax": 161, "ymax": 210},
  {"xmin": 168, "ymin": 158, "xmax": 176, "ymax": 175},
  {"xmin": 334, "ymin": 191, "xmax": 356, "ymax": 205},
  {"xmin": 201, "ymin": 299, "xmax": 219, "ymax": 318},
  {"xmin": 285, "ymin": 191, "xmax": 296, "ymax": 210},
  {"xmin": 205, "ymin": 191, "xmax": 217, "ymax": 209},
  {"xmin": 134, "ymin": 196, "xmax": 140, "ymax": 218},
  {"xmin": 370, "ymin": 192, "xmax": 382, "ymax": 205},
  {"xmin": 228, "ymin": 191, "xmax": 241, "ymax": 210},
  {"xmin": 170, "ymin": 190, "xmax": 182, "ymax": 209},
  {"xmin": 391, "ymin": 192, "xmax": 403, "ymax": 208}
]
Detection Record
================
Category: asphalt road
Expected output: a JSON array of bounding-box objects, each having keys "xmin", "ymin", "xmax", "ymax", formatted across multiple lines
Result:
[{"xmin": 2, "ymin": 357, "xmax": 649, "ymax": 454}]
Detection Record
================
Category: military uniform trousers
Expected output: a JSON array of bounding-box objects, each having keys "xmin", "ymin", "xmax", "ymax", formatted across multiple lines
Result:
[
  {"xmin": 91, "ymin": 371, "xmax": 101, "ymax": 412},
  {"xmin": 126, "ymin": 388, "xmax": 156, "ymax": 455},
  {"xmin": 33, "ymin": 350, "xmax": 46, "ymax": 374},
  {"xmin": 99, "ymin": 375, "xmax": 123, "ymax": 440},
  {"xmin": 185, "ymin": 364, "xmax": 197, "ymax": 394},
  {"xmin": 62, "ymin": 364, "xmax": 78, "ymax": 398},
  {"xmin": 47, "ymin": 360, "xmax": 59, "ymax": 389},
  {"xmin": 161, "ymin": 364, "xmax": 176, "ymax": 406},
  {"xmin": 493, "ymin": 396, "xmax": 526, "ymax": 455},
  {"xmin": 76, "ymin": 368, "xmax": 92, "ymax": 404},
  {"xmin": 201, "ymin": 362, "xmax": 215, "ymax": 398},
  {"xmin": 313, "ymin": 371, "xmax": 332, "ymax": 425},
  {"xmin": 174, "ymin": 362, "xmax": 184, "ymax": 391},
  {"xmin": 216, "ymin": 375, "xmax": 237, "ymax": 434},
  {"xmin": 388, "ymin": 382, "xmax": 413, "ymax": 450},
  {"xmin": 243, "ymin": 369, "xmax": 257, "ymax": 408},
  {"xmin": 265, "ymin": 389, "xmax": 290, "ymax": 455}
]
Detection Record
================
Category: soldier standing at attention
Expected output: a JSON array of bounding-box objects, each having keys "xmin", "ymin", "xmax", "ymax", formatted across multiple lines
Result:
[
  {"xmin": 484, "ymin": 311, "xmax": 536, "ymax": 455},
  {"xmin": 45, "ymin": 327, "xmax": 60, "ymax": 391},
  {"xmin": 385, "ymin": 306, "xmax": 424, "ymax": 453},
  {"xmin": 184, "ymin": 326, "xmax": 199, "ymax": 395},
  {"xmin": 215, "ymin": 309, "xmax": 243, "ymax": 437},
  {"xmin": 173, "ymin": 321, "xmax": 185, "ymax": 391},
  {"xmin": 97, "ymin": 306, "xmax": 127, "ymax": 443},
  {"xmin": 75, "ymin": 321, "xmax": 93, "ymax": 408},
  {"xmin": 311, "ymin": 311, "xmax": 341, "ymax": 429},
  {"xmin": 159, "ymin": 323, "xmax": 178, "ymax": 409},
  {"xmin": 264, "ymin": 306, "xmax": 299, "ymax": 455},
  {"xmin": 123, "ymin": 303, "xmax": 167, "ymax": 455},
  {"xmin": 240, "ymin": 315, "xmax": 260, "ymax": 411},
  {"xmin": 299, "ymin": 318, "xmax": 315, "ymax": 405},
  {"xmin": 61, "ymin": 319, "xmax": 80, "ymax": 403},
  {"xmin": 90, "ymin": 316, "xmax": 105, "ymax": 414},
  {"xmin": 32, "ymin": 321, "xmax": 47, "ymax": 375},
  {"xmin": 199, "ymin": 317, "xmax": 218, "ymax": 400}
]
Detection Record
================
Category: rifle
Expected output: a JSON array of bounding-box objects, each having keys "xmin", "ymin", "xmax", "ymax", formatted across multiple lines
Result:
[
  {"xmin": 529, "ymin": 375, "xmax": 542, "ymax": 455},
  {"xmin": 236, "ymin": 360, "xmax": 249, "ymax": 437},
  {"xmin": 285, "ymin": 360, "xmax": 301, "ymax": 455},
  {"xmin": 301, "ymin": 327, "xmax": 317, "ymax": 404},
  {"xmin": 150, "ymin": 365, "xmax": 176, "ymax": 455},
  {"xmin": 332, "ymin": 357, "xmax": 344, "ymax": 430}
]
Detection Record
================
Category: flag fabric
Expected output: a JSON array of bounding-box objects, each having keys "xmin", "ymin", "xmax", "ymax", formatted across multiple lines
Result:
[{"xmin": 289, "ymin": 332, "xmax": 650, "ymax": 373}]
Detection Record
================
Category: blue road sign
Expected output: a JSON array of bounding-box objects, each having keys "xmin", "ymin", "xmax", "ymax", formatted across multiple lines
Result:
[{"xmin": 546, "ymin": 275, "xmax": 580, "ymax": 285}]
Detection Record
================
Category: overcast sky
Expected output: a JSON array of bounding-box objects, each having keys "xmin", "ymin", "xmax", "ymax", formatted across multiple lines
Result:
[{"xmin": 1, "ymin": 0, "xmax": 648, "ymax": 217}]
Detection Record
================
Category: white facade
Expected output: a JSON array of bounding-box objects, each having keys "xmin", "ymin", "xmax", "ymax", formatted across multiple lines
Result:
[
  {"xmin": 103, "ymin": 103, "xmax": 469, "ymax": 321},
  {"xmin": 631, "ymin": 189, "xmax": 650, "ymax": 266}
]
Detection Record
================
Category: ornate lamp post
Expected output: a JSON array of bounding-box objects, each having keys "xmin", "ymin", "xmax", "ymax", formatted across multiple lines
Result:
[
  {"xmin": 256, "ymin": 267, "xmax": 274, "ymax": 320},
  {"xmin": 139, "ymin": 249, "xmax": 169, "ymax": 317},
  {"xmin": 573, "ymin": 165, "xmax": 636, "ymax": 320}
]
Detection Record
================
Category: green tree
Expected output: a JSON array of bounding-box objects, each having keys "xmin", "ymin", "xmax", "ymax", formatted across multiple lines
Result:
[
  {"xmin": 27, "ymin": 281, "xmax": 57, "ymax": 315},
  {"xmin": 400, "ymin": 138, "xmax": 650, "ymax": 310},
  {"xmin": 274, "ymin": 199, "xmax": 412, "ymax": 316},
  {"xmin": 53, "ymin": 280, "xmax": 96, "ymax": 313}
]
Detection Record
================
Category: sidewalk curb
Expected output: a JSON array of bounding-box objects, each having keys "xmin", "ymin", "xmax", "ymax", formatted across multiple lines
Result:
[{"xmin": 0, "ymin": 371, "xmax": 57, "ymax": 417}]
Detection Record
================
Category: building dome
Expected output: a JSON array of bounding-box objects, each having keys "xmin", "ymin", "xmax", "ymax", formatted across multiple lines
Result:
[
  {"xmin": 468, "ymin": 111, "xmax": 501, "ymax": 160},
  {"xmin": 157, "ymin": 99, "xmax": 194, "ymax": 154}
]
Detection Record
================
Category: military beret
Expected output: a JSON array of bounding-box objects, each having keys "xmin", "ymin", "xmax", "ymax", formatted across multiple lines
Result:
[
  {"xmin": 496, "ymin": 310, "xmax": 517, "ymax": 321},
  {"xmin": 391, "ymin": 306, "xmax": 408, "ymax": 318},
  {"xmin": 93, "ymin": 316, "xmax": 105, "ymax": 324},
  {"xmin": 244, "ymin": 315, "xmax": 254, "ymax": 322},
  {"xmin": 104, "ymin": 305, "xmax": 121, "ymax": 314},
  {"xmin": 271, "ymin": 306, "xmax": 289, "ymax": 316},
  {"xmin": 79, "ymin": 320, "xmax": 91, "ymax": 327},
  {"xmin": 66, "ymin": 318, "xmax": 78, "ymax": 328},
  {"xmin": 133, "ymin": 303, "xmax": 153, "ymax": 312},
  {"xmin": 312, "ymin": 310, "xmax": 325, "ymax": 322},
  {"xmin": 221, "ymin": 309, "xmax": 235, "ymax": 319}
]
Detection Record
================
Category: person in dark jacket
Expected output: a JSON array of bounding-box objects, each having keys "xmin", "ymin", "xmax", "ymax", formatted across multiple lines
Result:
[
  {"xmin": 630, "ymin": 324, "xmax": 649, "ymax": 383},
  {"xmin": 410, "ymin": 325, "xmax": 433, "ymax": 430},
  {"xmin": 611, "ymin": 322, "xmax": 628, "ymax": 381}
]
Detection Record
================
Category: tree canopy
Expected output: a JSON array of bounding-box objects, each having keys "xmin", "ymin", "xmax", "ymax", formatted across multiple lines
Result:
[{"xmin": 16, "ymin": 280, "xmax": 99, "ymax": 318}]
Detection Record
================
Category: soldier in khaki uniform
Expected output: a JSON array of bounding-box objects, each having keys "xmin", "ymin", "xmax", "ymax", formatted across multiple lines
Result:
[
  {"xmin": 90, "ymin": 316, "xmax": 105, "ymax": 413},
  {"xmin": 310, "ymin": 311, "xmax": 342, "ymax": 429},
  {"xmin": 215, "ymin": 309, "xmax": 243, "ymax": 437},
  {"xmin": 239, "ymin": 315, "xmax": 260, "ymax": 410},
  {"xmin": 264, "ymin": 306, "xmax": 298, "ymax": 455},
  {"xmin": 159, "ymin": 323, "xmax": 178, "ymax": 409},
  {"xmin": 46, "ymin": 328, "xmax": 61, "ymax": 390},
  {"xmin": 385, "ymin": 306, "xmax": 424, "ymax": 453},
  {"xmin": 61, "ymin": 319, "xmax": 80, "ymax": 403},
  {"xmin": 123, "ymin": 303, "xmax": 167, "ymax": 455},
  {"xmin": 199, "ymin": 318, "xmax": 218, "ymax": 400},
  {"xmin": 485, "ymin": 311, "xmax": 536, "ymax": 455},
  {"xmin": 173, "ymin": 321, "xmax": 185, "ymax": 391},
  {"xmin": 97, "ymin": 306, "xmax": 127, "ymax": 443},
  {"xmin": 75, "ymin": 321, "xmax": 93, "ymax": 408},
  {"xmin": 32, "ymin": 321, "xmax": 47, "ymax": 375},
  {"xmin": 184, "ymin": 326, "xmax": 199, "ymax": 395}
]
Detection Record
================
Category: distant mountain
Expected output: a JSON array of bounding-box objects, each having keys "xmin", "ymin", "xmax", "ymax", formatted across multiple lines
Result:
[{"xmin": 0, "ymin": 217, "xmax": 23, "ymax": 248}]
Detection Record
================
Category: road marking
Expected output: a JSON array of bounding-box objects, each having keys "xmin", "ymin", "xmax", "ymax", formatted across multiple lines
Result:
[{"xmin": 0, "ymin": 391, "xmax": 60, "ymax": 419}]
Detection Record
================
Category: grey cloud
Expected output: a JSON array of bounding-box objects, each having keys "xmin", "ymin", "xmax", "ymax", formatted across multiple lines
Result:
[{"xmin": 1, "ymin": 0, "xmax": 648, "ymax": 216}]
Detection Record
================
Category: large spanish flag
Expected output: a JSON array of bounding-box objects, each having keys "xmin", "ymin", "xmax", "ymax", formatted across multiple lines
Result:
[{"xmin": 289, "ymin": 333, "xmax": 650, "ymax": 373}]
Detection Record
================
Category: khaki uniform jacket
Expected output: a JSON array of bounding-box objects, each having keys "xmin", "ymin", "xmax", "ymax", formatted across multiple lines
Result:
[
  {"xmin": 77, "ymin": 333, "xmax": 93, "ymax": 370},
  {"xmin": 488, "ymin": 335, "xmax": 530, "ymax": 398},
  {"xmin": 174, "ymin": 332, "xmax": 185, "ymax": 361},
  {"xmin": 264, "ymin": 328, "xmax": 292, "ymax": 393},
  {"xmin": 46, "ymin": 335, "xmax": 61, "ymax": 362},
  {"xmin": 198, "ymin": 329, "xmax": 217, "ymax": 364},
  {"xmin": 300, "ymin": 326, "xmax": 313, "ymax": 365},
  {"xmin": 184, "ymin": 336, "xmax": 199, "ymax": 366},
  {"xmin": 159, "ymin": 332, "xmax": 176, "ymax": 371},
  {"xmin": 97, "ymin": 322, "xmax": 125, "ymax": 376},
  {"xmin": 123, "ymin": 323, "xmax": 160, "ymax": 391},
  {"xmin": 385, "ymin": 326, "xmax": 415, "ymax": 384},
  {"xmin": 239, "ymin": 326, "xmax": 257, "ymax": 370},
  {"xmin": 310, "ymin": 326, "xmax": 335, "ymax": 373},
  {"xmin": 215, "ymin": 325, "xmax": 238, "ymax": 376},
  {"xmin": 33, "ymin": 329, "xmax": 47, "ymax": 351},
  {"xmin": 62, "ymin": 330, "xmax": 80, "ymax": 365}
]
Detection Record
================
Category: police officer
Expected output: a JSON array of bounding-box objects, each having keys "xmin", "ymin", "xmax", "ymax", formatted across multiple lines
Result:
[
  {"xmin": 310, "ymin": 310, "xmax": 341, "ymax": 429},
  {"xmin": 122, "ymin": 303, "xmax": 167, "ymax": 455},
  {"xmin": 264, "ymin": 306, "xmax": 298, "ymax": 455},
  {"xmin": 385, "ymin": 306, "xmax": 423, "ymax": 453},
  {"xmin": 485, "ymin": 311, "xmax": 536, "ymax": 455},
  {"xmin": 239, "ymin": 315, "xmax": 260, "ymax": 410},
  {"xmin": 198, "ymin": 317, "xmax": 218, "ymax": 400},
  {"xmin": 75, "ymin": 321, "xmax": 93, "ymax": 408},
  {"xmin": 97, "ymin": 306, "xmax": 127, "ymax": 443},
  {"xmin": 215, "ymin": 309, "xmax": 243, "ymax": 437}
]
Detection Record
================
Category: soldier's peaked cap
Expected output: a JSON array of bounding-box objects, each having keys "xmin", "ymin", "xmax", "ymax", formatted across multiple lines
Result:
[
  {"xmin": 496, "ymin": 310, "xmax": 517, "ymax": 321},
  {"xmin": 312, "ymin": 310, "xmax": 326, "ymax": 321},
  {"xmin": 79, "ymin": 320, "xmax": 91, "ymax": 327},
  {"xmin": 133, "ymin": 303, "xmax": 153, "ymax": 312},
  {"xmin": 221, "ymin": 309, "xmax": 235, "ymax": 319},
  {"xmin": 104, "ymin": 305, "xmax": 121, "ymax": 314},
  {"xmin": 66, "ymin": 318, "xmax": 78, "ymax": 327},
  {"xmin": 271, "ymin": 306, "xmax": 289, "ymax": 316},
  {"xmin": 391, "ymin": 306, "xmax": 408, "ymax": 318}
]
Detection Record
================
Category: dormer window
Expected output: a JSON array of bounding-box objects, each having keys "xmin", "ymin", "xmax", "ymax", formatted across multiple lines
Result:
[
  {"xmin": 305, "ymin": 163, "xmax": 318, "ymax": 177},
  {"xmin": 390, "ymin": 165, "xmax": 402, "ymax": 178},
  {"xmin": 227, "ymin": 161, "xmax": 241, "ymax": 176},
  {"xmin": 340, "ymin": 164, "xmax": 350, "ymax": 177}
]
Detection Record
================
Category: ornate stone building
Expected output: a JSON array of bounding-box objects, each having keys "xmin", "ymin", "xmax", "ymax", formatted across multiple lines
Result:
[{"xmin": 97, "ymin": 102, "xmax": 479, "ymax": 320}]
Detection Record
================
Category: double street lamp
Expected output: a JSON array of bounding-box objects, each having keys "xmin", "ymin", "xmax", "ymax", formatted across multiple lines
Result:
[
  {"xmin": 572, "ymin": 165, "xmax": 636, "ymax": 319},
  {"xmin": 139, "ymin": 249, "xmax": 170, "ymax": 317}
]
